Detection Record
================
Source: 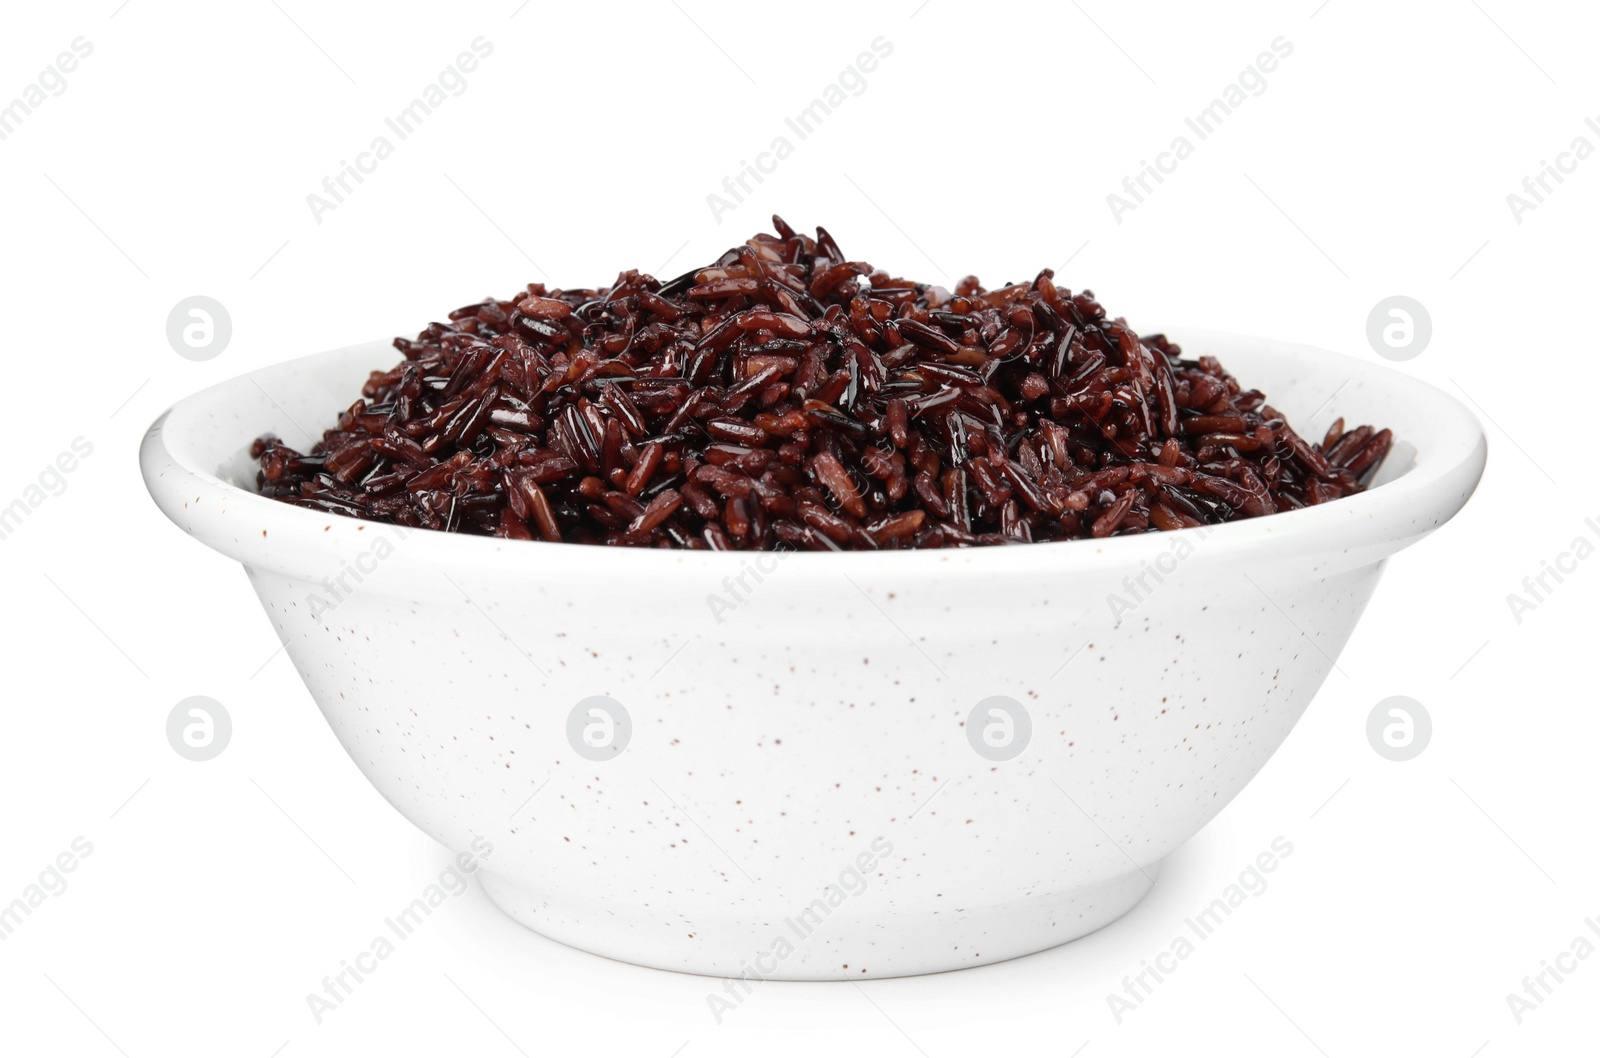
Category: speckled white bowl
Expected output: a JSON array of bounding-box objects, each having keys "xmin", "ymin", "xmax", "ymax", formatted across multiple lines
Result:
[{"xmin": 141, "ymin": 331, "xmax": 1483, "ymax": 980}]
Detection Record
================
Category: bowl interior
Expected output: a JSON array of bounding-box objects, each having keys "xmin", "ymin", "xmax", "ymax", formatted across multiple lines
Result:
[{"xmin": 143, "ymin": 329, "xmax": 1485, "ymax": 578}]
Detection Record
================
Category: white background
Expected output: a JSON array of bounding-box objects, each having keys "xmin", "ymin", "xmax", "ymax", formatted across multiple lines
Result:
[{"xmin": 2, "ymin": 1, "xmax": 1596, "ymax": 1054}]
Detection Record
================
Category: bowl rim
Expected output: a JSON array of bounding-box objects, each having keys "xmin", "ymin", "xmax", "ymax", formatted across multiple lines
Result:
[{"xmin": 140, "ymin": 328, "xmax": 1487, "ymax": 579}]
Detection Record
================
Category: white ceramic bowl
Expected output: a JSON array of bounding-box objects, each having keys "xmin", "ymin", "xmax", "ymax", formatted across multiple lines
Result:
[{"xmin": 141, "ymin": 330, "xmax": 1484, "ymax": 980}]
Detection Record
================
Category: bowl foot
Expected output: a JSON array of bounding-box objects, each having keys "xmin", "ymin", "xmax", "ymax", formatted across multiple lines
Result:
[{"xmin": 475, "ymin": 862, "xmax": 1160, "ymax": 981}]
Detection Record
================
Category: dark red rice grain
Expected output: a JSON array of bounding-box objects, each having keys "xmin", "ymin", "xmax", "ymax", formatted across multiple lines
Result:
[{"xmin": 252, "ymin": 218, "xmax": 1392, "ymax": 550}]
